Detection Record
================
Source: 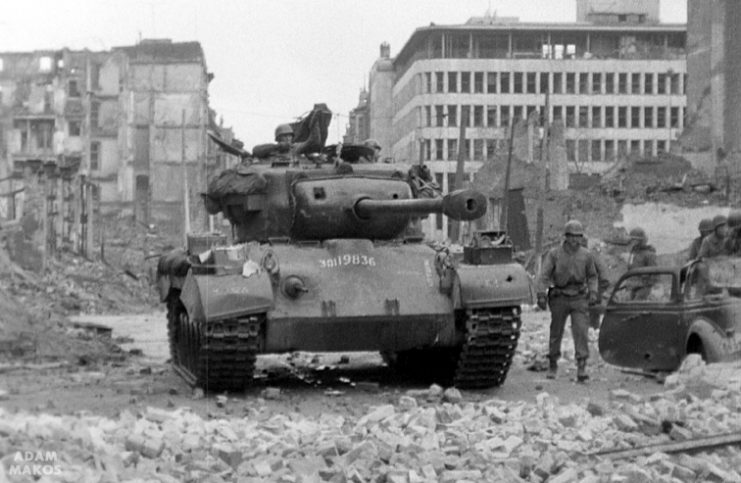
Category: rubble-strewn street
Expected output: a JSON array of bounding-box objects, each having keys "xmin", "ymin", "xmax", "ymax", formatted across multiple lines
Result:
[{"xmin": 2, "ymin": 307, "xmax": 741, "ymax": 482}]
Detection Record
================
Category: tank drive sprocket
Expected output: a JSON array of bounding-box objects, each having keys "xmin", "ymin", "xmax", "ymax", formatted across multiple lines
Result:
[{"xmin": 167, "ymin": 293, "xmax": 262, "ymax": 391}]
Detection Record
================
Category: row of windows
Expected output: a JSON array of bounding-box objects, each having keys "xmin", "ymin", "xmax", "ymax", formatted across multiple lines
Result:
[
  {"xmin": 421, "ymin": 70, "xmax": 685, "ymax": 96},
  {"xmin": 419, "ymin": 137, "xmax": 671, "ymax": 162},
  {"xmin": 423, "ymin": 104, "xmax": 685, "ymax": 129}
]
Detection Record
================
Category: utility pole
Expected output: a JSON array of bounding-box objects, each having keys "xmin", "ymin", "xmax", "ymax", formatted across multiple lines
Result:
[
  {"xmin": 182, "ymin": 109, "xmax": 191, "ymax": 245},
  {"xmin": 535, "ymin": 88, "xmax": 551, "ymax": 257},
  {"xmin": 84, "ymin": 54, "xmax": 94, "ymax": 258},
  {"xmin": 450, "ymin": 115, "xmax": 467, "ymax": 242},
  {"xmin": 501, "ymin": 118, "xmax": 517, "ymax": 233}
]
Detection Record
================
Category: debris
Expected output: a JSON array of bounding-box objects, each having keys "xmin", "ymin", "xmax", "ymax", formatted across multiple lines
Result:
[{"xmin": 260, "ymin": 387, "xmax": 282, "ymax": 399}]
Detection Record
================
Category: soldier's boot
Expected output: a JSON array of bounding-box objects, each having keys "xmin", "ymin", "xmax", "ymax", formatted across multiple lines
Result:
[
  {"xmin": 577, "ymin": 359, "xmax": 589, "ymax": 383},
  {"xmin": 546, "ymin": 359, "xmax": 557, "ymax": 379}
]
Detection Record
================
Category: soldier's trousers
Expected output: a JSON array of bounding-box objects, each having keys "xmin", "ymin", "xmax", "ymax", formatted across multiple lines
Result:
[{"xmin": 548, "ymin": 295, "xmax": 590, "ymax": 362}]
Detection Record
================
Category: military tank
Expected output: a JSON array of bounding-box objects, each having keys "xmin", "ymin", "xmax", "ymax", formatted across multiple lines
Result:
[{"xmin": 156, "ymin": 106, "xmax": 531, "ymax": 391}]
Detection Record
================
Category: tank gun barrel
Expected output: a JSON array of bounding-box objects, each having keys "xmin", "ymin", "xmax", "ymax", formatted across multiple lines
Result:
[{"xmin": 354, "ymin": 189, "xmax": 486, "ymax": 221}]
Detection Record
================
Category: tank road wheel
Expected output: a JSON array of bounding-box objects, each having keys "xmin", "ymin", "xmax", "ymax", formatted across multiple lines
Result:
[
  {"xmin": 452, "ymin": 308, "xmax": 522, "ymax": 389},
  {"xmin": 167, "ymin": 297, "xmax": 263, "ymax": 392}
]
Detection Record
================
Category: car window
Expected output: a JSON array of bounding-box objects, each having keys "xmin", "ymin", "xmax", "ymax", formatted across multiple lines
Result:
[{"xmin": 611, "ymin": 273, "xmax": 674, "ymax": 303}]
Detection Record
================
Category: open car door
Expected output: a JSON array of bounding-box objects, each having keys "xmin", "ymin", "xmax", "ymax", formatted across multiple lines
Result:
[{"xmin": 599, "ymin": 269, "xmax": 686, "ymax": 371}]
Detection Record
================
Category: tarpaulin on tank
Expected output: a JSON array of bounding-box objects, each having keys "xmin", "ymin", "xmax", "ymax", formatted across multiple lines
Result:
[
  {"xmin": 202, "ymin": 166, "xmax": 268, "ymax": 215},
  {"xmin": 291, "ymin": 103, "xmax": 332, "ymax": 155}
]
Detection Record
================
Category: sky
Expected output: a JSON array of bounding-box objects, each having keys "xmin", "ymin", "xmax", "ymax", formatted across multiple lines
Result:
[{"xmin": 2, "ymin": 0, "xmax": 687, "ymax": 148}]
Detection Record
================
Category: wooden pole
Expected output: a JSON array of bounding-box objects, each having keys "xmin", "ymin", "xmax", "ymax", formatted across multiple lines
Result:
[
  {"xmin": 501, "ymin": 119, "xmax": 516, "ymax": 232},
  {"xmin": 450, "ymin": 116, "xmax": 467, "ymax": 242},
  {"xmin": 535, "ymin": 89, "xmax": 551, "ymax": 256},
  {"xmin": 593, "ymin": 432, "xmax": 741, "ymax": 460},
  {"xmin": 182, "ymin": 110, "xmax": 191, "ymax": 245}
]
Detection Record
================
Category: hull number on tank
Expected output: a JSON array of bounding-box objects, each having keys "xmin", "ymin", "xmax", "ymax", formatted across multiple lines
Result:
[{"xmin": 319, "ymin": 255, "xmax": 376, "ymax": 268}]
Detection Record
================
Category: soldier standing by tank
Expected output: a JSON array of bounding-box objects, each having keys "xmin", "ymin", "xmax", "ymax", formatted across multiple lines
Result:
[
  {"xmin": 725, "ymin": 210, "xmax": 741, "ymax": 255},
  {"xmin": 536, "ymin": 220, "xmax": 598, "ymax": 382},
  {"xmin": 359, "ymin": 138, "xmax": 382, "ymax": 163},
  {"xmin": 689, "ymin": 218, "xmax": 714, "ymax": 260},
  {"xmin": 698, "ymin": 214, "xmax": 730, "ymax": 258}
]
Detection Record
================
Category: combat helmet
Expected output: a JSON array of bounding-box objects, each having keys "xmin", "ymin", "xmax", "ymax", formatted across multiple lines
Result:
[
  {"xmin": 629, "ymin": 227, "xmax": 647, "ymax": 242},
  {"xmin": 564, "ymin": 219, "xmax": 584, "ymax": 236},
  {"xmin": 274, "ymin": 123, "xmax": 294, "ymax": 141},
  {"xmin": 698, "ymin": 218, "xmax": 714, "ymax": 235},
  {"xmin": 712, "ymin": 214, "xmax": 728, "ymax": 229}
]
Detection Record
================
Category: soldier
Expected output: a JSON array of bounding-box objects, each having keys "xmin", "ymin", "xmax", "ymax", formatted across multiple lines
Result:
[
  {"xmin": 698, "ymin": 214, "xmax": 730, "ymax": 258},
  {"xmin": 537, "ymin": 220, "xmax": 598, "ymax": 382},
  {"xmin": 360, "ymin": 138, "xmax": 382, "ymax": 163},
  {"xmin": 627, "ymin": 227, "xmax": 657, "ymax": 270},
  {"xmin": 725, "ymin": 210, "xmax": 741, "ymax": 255},
  {"xmin": 252, "ymin": 123, "xmax": 295, "ymax": 160},
  {"xmin": 688, "ymin": 218, "xmax": 714, "ymax": 260}
]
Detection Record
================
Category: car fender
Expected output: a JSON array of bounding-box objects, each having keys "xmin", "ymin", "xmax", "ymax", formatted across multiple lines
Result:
[
  {"xmin": 455, "ymin": 263, "xmax": 532, "ymax": 309},
  {"xmin": 687, "ymin": 318, "xmax": 729, "ymax": 362}
]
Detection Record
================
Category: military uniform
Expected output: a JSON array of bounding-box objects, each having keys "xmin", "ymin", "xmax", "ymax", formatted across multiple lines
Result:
[
  {"xmin": 688, "ymin": 236, "xmax": 704, "ymax": 260},
  {"xmin": 588, "ymin": 250, "xmax": 609, "ymax": 329},
  {"xmin": 538, "ymin": 242, "xmax": 598, "ymax": 369},
  {"xmin": 698, "ymin": 233, "xmax": 729, "ymax": 258},
  {"xmin": 628, "ymin": 244, "xmax": 657, "ymax": 270}
]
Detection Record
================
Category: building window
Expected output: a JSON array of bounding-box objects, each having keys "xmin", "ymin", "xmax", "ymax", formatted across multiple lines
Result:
[
  {"xmin": 578, "ymin": 73, "xmax": 588, "ymax": 94},
  {"xmin": 486, "ymin": 106, "xmax": 497, "ymax": 127},
  {"xmin": 630, "ymin": 140, "xmax": 640, "ymax": 155},
  {"xmin": 578, "ymin": 107, "xmax": 588, "ymax": 128},
  {"xmin": 435, "ymin": 139, "xmax": 444, "ymax": 160},
  {"xmin": 526, "ymin": 73, "xmax": 536, "ymax": 94},
  {"xmin": 90, "ymin": 141, "xmax": 100, "ymax": 170},
  {"xmin": 486, "ymin": 72, "xmax": 497, "ymax": 93},
  {"xmin": 631, "ymin": 73, "xmax": 641, "ymax": 94},
  {"xmin": 644, "ymin": 73, "xmax": 654, "ymax": 94},
  {"xmin": 69, "ymin": 120, "xmax": 82, "ymax": 136},
  {"xmin": 566, "ymin": 140, "xmax": 576, "ymax": 161},
  {"xmin": 500, "ymin": 72, "xmax": 510, "ymax": 93},
  {"xmin": 473, "ymin": 139, "xmax": 484, "ymax": 160},
  {"xmin": 461, "ymin": 105, "xmax": 470, "ymax": 127},
  {"xmin": 447, "ymin": 105, "xmax": 457, "ymax": 127},
  {"xmin": 435, "ymin": 105, "xmax": 445, "ymax": 127},
  {"xmin": 657, "ymin": 140, "xmax": 666, "ymax": 153},
  {"xmin": 513, "ymin": 106, "xmax": 523, "ymax": 123},
  {"xmin": 68, "ymin": 79, "xmax": 80, "ymax": 97},
  {"xmin": 578, "ymin": 139, "xmax": 589, "ymax": 162},
  {"xmin": 657, "ymin": 73, "xmax": 667, "ymax": 94},
  {"xmin": 618, "ymin": 106, "xmax": 627, "ymax": 128},
  {"xmin": 462, "ymin": 139, "xmax": 470, "ymax": 159},
  {"xmin": 606, "ymin": 73, "xmax": 614, "ymax": 94},
  {"xmin": 592, "ymin": 73, "xmax": 602, "ymax": 94},
  {"xmin": 670, "ymin": 107, "xmax": 679, "ymax": 128},
  {"xmin": 644, "ymin": 106, "xmax": 654, "ymax": 128},
  {"xmin": 448, "ymin": 72, "xmax": 458, "ymax": 93},
  {"xmin": 630, "ymin": 107, "xmax": 641, "ymax": 128},
  {"xmin": 423, "ymin": 139, "xmax": 431, "ymax": 160},
  {"xmin": 605, "ymin": 140, "xmax": 615, "ymax": 160},
  {"xmin": 461, "ymin": 72, "xmax": 471, "ymax": 93},
  {"xmin": 436, "ymin": 72, "xmax": 444, "ymax": 92},
  {"xmin": 539, "ymin": 72, "xmax": 549, "ymax": 94},
  {"xmin": 669, "ymin": 72, "xmax": 680, "ymax": 95},
  {"xmin": 618, "ymin": 73, "xmax": 628, "ymax": 94},
  {"xmin": 645, "ymin": 140, "xmax": 654, "ymax": 156},
  {"xmin": 565, "ymin": 106, "xmax": 575, "ymax": 128},
  {"xmin": 618, "ymin": 140, "xmax": 628, "ymax": 157},
  {"xmin": 447, "ymin": 139, "xmax": 458, "ymax": 160},
  {"xmin": 551, "ymin": 73, "xmax": 561, "ymax": 94},
  {"xmin": 425, "ymin": 73, "xmax": 432, "ymax": 93},
  {"xmin": 565, "ymin": 73, "xmax": 575, "ymax": 94},
  {"xmin": 605, "ymin": 106, "xmax": 615, "ymax": 128},
  {"xmin": 474, "ymin": 72, "xmax": 484, "ymax": 93},
  {"xmin": 553, "ymin": 106, "xmax": 563, "ymax": 123},
  {"xmin": 90, "ymin": 101, "xmax": 100, "ymax": 128},
  {"xmin": 513, "ymin": 72, "xmax": 523, "ymax": 94},
  {"xmin": 591, "ymin": 140, "xmax": 601, "ymax": 161},
  {"xmin": 591, "ymin": 106, "xmax": 602, "ymax": 128},
  {"xmin": 39, "ymin": 56, "xmax": 52, "ymax": 72},
  {"xmin": 473, "ymin": 105, "xmax": 484, "ymax": 127},
  {"xmin": 657, "ymin": 106, "xmax": 667, "ymax": 127},
  {"xmin": 425, "ymin": 106, "xmax": 432, "ymax": 127},
  {"xmin": 486, "ymin": 139, "xmax": 497, "ymax": 158},
  {"xmin": 501, "ymin": 106, "xmax": 511, "ymax": 126}
]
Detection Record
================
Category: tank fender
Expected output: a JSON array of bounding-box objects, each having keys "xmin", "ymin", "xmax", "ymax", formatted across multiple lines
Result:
[
  {"xmin": 454, "ymin": 263, "xmax": 532, "ymax": 309},
  {"xmin": 179, "ymin": 270, "xmax": 274, "ymax": 323},
  {"xmin": 156, "ymin": 248, "xmax": 191, "ymax": 302},
  {"xmin": 687, "ymin": 318, "xmax": 739, "ymax": 363}
]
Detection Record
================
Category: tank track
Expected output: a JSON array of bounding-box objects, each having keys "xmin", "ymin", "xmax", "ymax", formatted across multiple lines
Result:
[
  {"xmin": 453, "ymin": 307, "xmax": 522, "ymax": 389},
  {"xmin": 167, "ymin": 294, "xmax": 263, "ymax": 391}
]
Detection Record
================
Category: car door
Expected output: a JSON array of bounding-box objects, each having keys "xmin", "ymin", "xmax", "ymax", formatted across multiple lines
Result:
[{"xmin": 599, "ymin": 270, "xmax": 685, "ymax": 371}]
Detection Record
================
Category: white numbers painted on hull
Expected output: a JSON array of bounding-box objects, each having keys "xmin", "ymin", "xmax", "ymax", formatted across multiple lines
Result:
[{"xmin": 319, "ymin": 254, "xmax": 376, "ymax": 268}]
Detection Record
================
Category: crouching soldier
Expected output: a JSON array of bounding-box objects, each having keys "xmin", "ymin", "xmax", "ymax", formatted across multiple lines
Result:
[{"xmin": 537, "ymin": 220, "xmax": 599, "ymax": 382}]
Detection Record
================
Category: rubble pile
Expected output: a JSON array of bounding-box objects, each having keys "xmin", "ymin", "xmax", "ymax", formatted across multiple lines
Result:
[{"xmin": 2, "ymin": 362, "xmax": 740, "ymax": 482}]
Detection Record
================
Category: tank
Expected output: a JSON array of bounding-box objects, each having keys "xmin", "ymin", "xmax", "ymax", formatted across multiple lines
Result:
[{"xmin": 157, "ymin": 106, "xmax": 531, "ymax": 391}]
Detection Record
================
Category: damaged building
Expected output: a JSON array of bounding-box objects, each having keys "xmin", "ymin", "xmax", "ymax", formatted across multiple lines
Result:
[
  {"xmin": 0, "ymin": 39, "xmax": 231, "ymax": 247},
  {"xmin": 349, "ymin": 0, "xmax": 686, "ymax": 240}
]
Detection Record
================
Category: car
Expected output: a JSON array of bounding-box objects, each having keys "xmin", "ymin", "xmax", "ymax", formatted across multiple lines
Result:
[{"xmin": 598, "ymin": 258, "xmax": 741, "ymax": 372}]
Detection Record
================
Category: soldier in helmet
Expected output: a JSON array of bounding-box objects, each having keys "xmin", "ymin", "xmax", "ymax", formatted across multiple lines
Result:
[
  {"xmin": 537, "ymin": 219, "xmax": 598, "ymax": 382},
  {"xmin": 698, "ymin": 214, "xmax": 730, "ymax": 258},
  {"xmin": 627, "ymin": 227, "xmax": 657, "ymax": 270},
  {"xmin": 359, "ymin": 138, "xmax": 382, "ymax": 163},
  {"xmin": 725, "ymin": 209, "xmax": 741, "ymax": 255},
  {"xmin": 688, "ymin": 218, "xmax": 714, "ymax": 261},
  {"xmin": 252, "ymin": 123, "xmax": 295, "ymax": 160}
]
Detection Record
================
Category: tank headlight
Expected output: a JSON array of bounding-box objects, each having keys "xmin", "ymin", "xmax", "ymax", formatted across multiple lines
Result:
[{"xmin": 282, "ymin": 275, "xmax": 308, "ymax": 298}]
